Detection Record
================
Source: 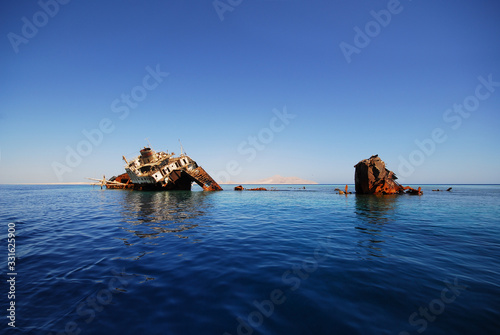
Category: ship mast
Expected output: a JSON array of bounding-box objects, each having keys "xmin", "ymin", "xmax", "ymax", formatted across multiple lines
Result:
[{"xmin": 179, "ymin": 139, "xmax": 185, "ymax": 156}]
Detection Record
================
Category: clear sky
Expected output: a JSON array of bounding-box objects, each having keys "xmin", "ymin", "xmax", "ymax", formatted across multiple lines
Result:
[{"xmin": 1, "ymin": 0, "xmax": 499, "ymax": 184}]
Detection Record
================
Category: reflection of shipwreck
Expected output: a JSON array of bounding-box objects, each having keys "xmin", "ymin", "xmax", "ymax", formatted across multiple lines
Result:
[
  {"xmin": 90, "ymin": 147, "xmax": 222, "ymax": 191},
  {"xmin": 119, "ymin": 191, "xmax": 208, "ymax": 240}
]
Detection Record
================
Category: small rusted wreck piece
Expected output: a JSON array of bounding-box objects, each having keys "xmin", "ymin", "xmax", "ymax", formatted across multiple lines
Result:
[
  {"xmin": 335, "ymin": 185, "xmax": 352, "ymax": 195},
  {"xmin": 233, "ymin": 185, "xmax": 267, "ymax": 191},
  {"xmin": 354, "ymin": 155, "xmax": 422, "ymax": 195},
  {"xmin": 91, "ymin": 146, "xmax": 222, "ymax": 191}
]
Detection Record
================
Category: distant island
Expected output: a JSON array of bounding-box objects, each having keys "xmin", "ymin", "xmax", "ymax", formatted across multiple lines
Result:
[{"xmin": 223, "ymin": 175, "xmax": 318, "ymax": 185}]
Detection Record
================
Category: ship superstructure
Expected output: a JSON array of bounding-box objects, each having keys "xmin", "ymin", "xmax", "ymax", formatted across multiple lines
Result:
[{"xmin": 90, "ymin": 146, "xmax": 222, "ymax": 191}]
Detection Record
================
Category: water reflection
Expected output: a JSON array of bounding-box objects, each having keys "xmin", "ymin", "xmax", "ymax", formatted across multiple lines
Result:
[
  {"xmin": 118, "ymin": 191, "xmax": 212, "ymax": 240},
  {"xmin": 354, "ymin": 195, "xmax": 398, "ymax": 258}
]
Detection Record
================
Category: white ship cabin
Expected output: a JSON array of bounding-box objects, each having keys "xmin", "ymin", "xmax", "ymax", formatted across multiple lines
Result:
[{"xmin": 124, "ymin": 147, "xmax": 198, "ymax": 185}]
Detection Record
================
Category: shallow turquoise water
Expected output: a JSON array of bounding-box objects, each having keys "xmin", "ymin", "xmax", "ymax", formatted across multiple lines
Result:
[{"xmin": 1, "ymin": 184, "xmax": 499, "ymax": 334}]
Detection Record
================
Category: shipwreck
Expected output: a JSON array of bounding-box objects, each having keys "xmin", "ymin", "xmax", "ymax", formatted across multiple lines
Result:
[
  {"xmin": 90, "ymin": 146, "xmax": 222, "ymax": 191},
  {"xmin": 354, "ymin": 155, "xmax": 421, "ymax": 195}
]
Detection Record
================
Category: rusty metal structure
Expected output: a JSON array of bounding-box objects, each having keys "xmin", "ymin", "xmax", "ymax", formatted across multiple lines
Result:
[
  {"xmin": 233, "ymin": 185, "xmax": 269, "ymax": 191},
  {"xmin": 90, "ymin": 146, "xmax": 222, "ymax": 191},
  {"xmin": 354, "ymin": 155, "xmax": 422, "ymax": 195}
]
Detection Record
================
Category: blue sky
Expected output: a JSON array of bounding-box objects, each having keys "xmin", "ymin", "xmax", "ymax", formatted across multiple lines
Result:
[{"xmin": 1, "ymin": 0, "xmax": 499, "ymax": 184}]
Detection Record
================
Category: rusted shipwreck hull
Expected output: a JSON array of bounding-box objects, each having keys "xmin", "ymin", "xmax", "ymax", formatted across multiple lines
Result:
[
  {"xmin": 94, "ymin": 147, "xmax": 222, "ymax": 191},
  {"xmin": 354, "ymin": 155, "xmax": 421, "ymax": 195}
]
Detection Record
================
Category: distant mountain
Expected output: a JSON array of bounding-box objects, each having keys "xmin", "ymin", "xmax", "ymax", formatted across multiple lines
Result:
[{"xmin": 242, "ymin": 175, "xmax": 318, "ymax": 185}]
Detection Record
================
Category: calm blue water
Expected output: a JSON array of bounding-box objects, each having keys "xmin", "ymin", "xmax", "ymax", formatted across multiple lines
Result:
[{"xmin": 1, "ymin": 184, "xmax": 499, "ymax": 335}]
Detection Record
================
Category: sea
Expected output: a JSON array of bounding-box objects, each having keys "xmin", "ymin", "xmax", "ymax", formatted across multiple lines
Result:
[{"xmin": 0, "ymin": 184, "xmax": 499, "ymax": 335}]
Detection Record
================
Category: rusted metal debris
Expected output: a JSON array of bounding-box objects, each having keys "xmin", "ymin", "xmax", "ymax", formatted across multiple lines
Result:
[
  {"xmin": 90, "ymin": 146, "xmax": 222, "ymax": 191},
  {"xmin": 354, "ymin": 155, "xmax": 422, "ymax": 195},
  {"xmin": 233, "ymin": 185, "xmax": 268, "ymax": 191},
  {"xmin": 88, "ymin": 174, "xmax": 132, "ymax": 189},
  {"xmin": 107, "ymin": 173, "xmax": 133, "ymax": 189},
  {"xmin": 335, "ymin": 185, "xmax": 352, "ymax": 195}
]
